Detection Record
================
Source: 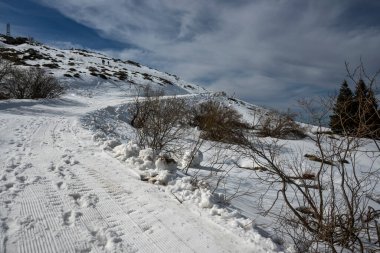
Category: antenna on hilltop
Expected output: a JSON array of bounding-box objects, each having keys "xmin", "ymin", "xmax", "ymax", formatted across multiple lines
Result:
[{"xmin": 6, "ymin": 23, "xmax": 11, "ymax": 37}]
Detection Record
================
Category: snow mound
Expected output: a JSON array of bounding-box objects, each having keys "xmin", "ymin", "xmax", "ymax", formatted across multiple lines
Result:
[
  {"xmin": 168, "ymin": 176, "xmax": 279, "ymax": 251},
  {"xmin": 181, "ymin": 150, "xmax": 203, "ymax": 168},
  {"xmin": 102, "ymin": 139, "xmax": 122, "ymax": 151},
  {"xmin": 123, "ymin": 147, "xmax": 156, "ymax": 171},
  {"xmin": 169, "ymin": 177, "xmax": 217, "ymax": 208},
  {"xmin": 155, "ymin": 155, "xmax": 177, "ymax": 173},
  {"xmin": 113, "ymin": 141, "xmax": 140, "ymax": 161},
  {"xmin": 138, "ymin": 148, "xmax": 155, "ymax": 161},
  {"xmin": 155, "ymin": 170, "xmax": 176, "ymax": 185}
]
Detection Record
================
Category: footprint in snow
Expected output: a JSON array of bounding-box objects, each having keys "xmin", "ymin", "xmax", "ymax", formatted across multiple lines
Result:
[
  {"xmin": 69, "ymin": 193, "xmax": 82, "ymax": 205},
  {"xmin": 47, "ymin": 163, "xmax": 56, "ymax": 172},
  {"xmin": 56, "ymin": 181, "xmax": 66, "ymax": 190},
  {"xmin": 62, "ymin": 210, "xmax": 82, "ymax": 226},
  {"xmin": 16, "ymin": 176, "xmax": 27, "ymax": 183},
  {"xmin": 4, "ymin": 182, "xmax": 14, "ymax": 190},
  {"xmin": 88, "ymin": 228, "xmax": 123, "ymax": 250},
  {"xmin": 81, "ymin": 193, "xmax": 99, "ymax": 208},
  {"xmin": 18, "ymin": 215, "xmax": 37, "ymax": 230},
  {"xmin": 14, "ymin": 163, "xmax": 32, "ymax": 176}
]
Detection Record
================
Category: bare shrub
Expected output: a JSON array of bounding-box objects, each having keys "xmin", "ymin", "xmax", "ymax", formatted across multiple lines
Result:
[
  {"xmin": 0, "ymin": 58, "xmax": 13, "ymax": 99},
  {"xmin": 129, "ymin": 86, "xmax": 189, "ymax": 153},
  {"xmin": 257, "ymin": 110, "xmax": 306, "ymax": 139},
  {"xmin": 4, "ymin": 67, "xmax": 63, "ymax": 99},
  {"xmin": 238, "ymin": 96, "xmax": 380, "ymax": 252},
  {"xmin": 0, "ymin": 58, "xmax": 12, "ymax": 83},
  {"xmin": 191, "ymin": 100, "xmax": 249, "ymax": 144}
]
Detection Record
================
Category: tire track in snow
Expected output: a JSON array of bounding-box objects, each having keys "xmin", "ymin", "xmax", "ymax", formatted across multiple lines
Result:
[
  {"xmin": 63, "ymin": 119, "xmax": 236, "ymax": 252},
  {"xmin": 85, "ymin": 168, "xmax": 198, "ymax": 253},
  {"xmin": 0, "ymin": 117, "xmax": 42, "ymax": 253},
  {"xmin": 1, "ymin": 112, "xmax": 253, "ymax": 252},
  {"xmin": 3, "ymin": 118, "xmax": 93, "ymax": 253},
  {"xmin": 19, "ymin": 117, "xmax": 145, "ymax": 252},
  {"xmin": 58, "ymin": 161, "xmax": 163, "ymax": 252}
]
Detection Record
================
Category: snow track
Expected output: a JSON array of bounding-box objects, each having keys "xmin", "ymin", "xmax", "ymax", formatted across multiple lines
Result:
[{"xmin": 0, "ymin": 99, "xmax": 260, "ymax": 253}]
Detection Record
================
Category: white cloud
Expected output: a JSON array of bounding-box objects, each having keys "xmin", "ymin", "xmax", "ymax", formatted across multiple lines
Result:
[{"xmin": 37, "ymin": 0, "xmax": 380, "ymax": 108}]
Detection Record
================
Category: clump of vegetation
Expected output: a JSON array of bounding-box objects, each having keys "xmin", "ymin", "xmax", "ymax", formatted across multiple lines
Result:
[
  {"xmin": 257, "ymin": 110, "xmax": 306, "ymax": 139},
  {"xmin": 42, "ymin": 63, "xmax": 59, "ymax": 69},
  {"xmin": 157, "ymin": 77, "xmax": 173, "ymax": 86},
  {"xmin": 88, "ymin": 66, "xmax": 98, "ymax": 72},
  {"xmin": 142, "ymin": 73, "xmax": 153, "ymax": 81},
  {"xmin": 126, "ymin": 60, "xmax": 141, "ymax": 67},
  {"xmin": 114, "ymin": 71, "xmax": 128, "ymax": 80},
  {"xmin": 191, "ymin": 100, "xmax": 249, "ymax": 144},
  {"xmin": 0, "ymin": 58, "xmax": 63, "ymax": 99},
  {"xmin": 0, "ymin": 48, "xmax": 26, "ymax": 65},
  {"xmin": 98, "ymin": 73, "xmax": 107, "ymax": 80},
  {"xmin": 2, "ymin": 36, "xmax": 29, "ymax": 46},
  {"xmin": 129, "ymin": 86, "xmax": 189, "ymax": 152}
]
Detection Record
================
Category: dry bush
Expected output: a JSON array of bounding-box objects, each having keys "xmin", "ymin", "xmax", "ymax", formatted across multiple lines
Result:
[
  {"xmin": 0, "ymin": 58, "xmax": 13, "ymax": 98},
  {"xmin": 191, "ymin": 100, "xmax": 249, "ymax": 144},
  {"xmin": 129, "ymin": 86, "xmax": 189, "ymax": 152},
  {"xmin": 238, "ymin": 95, "xmax": 380, "ymax": 252},
  {"xmin": 257, "ymin": 110, "xmax": 306, "ymax": 139},
  {"xmin": 0, "ymin": 58, "xmax": 12, "ymax": 83},
  {"xmin": 4, "ymin": 67, "xmax": 63, "ymax": 99}
]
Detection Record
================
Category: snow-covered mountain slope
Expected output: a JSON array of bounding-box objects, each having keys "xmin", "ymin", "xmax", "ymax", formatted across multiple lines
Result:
[
  {"xmin": 0, "ymin": 38, "xmax": 282, "ymax": 252},
  {"xmin": 0, "ymin": 35, "xmax": 207, "ymax": 96}
]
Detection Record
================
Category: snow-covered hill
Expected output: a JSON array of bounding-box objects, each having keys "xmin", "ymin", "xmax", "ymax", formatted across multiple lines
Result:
[{"xmin": 0, "ymin": 35, "xmax": 207, "ymax": 96}]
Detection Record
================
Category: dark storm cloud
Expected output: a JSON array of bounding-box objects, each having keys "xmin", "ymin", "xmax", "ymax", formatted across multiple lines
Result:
[{"xmin": 12, "ymin": 0, "xmax": 380, "ymax": 108}]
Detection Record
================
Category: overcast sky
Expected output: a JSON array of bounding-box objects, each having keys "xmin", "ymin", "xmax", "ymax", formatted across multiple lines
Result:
[{"xmin": 1, "ymin": 0, "xmax": 380, "ymax": 109}]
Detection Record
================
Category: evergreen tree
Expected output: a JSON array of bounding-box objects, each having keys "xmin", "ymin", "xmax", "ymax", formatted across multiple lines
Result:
[
  {"xmin": 330, "ymin": 80, "xmax": 355, "ymax": 134},
  {"xmin": 353, "ymin": 79, "xmax": 380, "ymax": 138},
  {"xmin": 367, "ymin": 89, "xmax": 380, "ymax": 138}
]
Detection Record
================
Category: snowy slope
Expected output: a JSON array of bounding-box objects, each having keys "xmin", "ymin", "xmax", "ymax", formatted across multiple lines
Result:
[
  {"xmin": 0, "ymin": 39, "xmax": 282, "ymax": 252},
  {"xmin": 0, "ymin": 37, "xmax": 207, "ymax": 96}
]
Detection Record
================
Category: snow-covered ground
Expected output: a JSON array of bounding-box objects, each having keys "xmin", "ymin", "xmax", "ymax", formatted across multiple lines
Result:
[
  {"xmin": 0, "ymin": 91, "xmax": 282, "ymax": 252},
  {"xmin": 0, "ymin": 40, "xmax": 283, "ymax": 253}
]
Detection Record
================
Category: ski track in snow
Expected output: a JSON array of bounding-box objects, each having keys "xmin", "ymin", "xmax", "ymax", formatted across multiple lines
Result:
[{"xmin": 0, "ymin": 103, "xmax": 260, "ymax": 253}]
